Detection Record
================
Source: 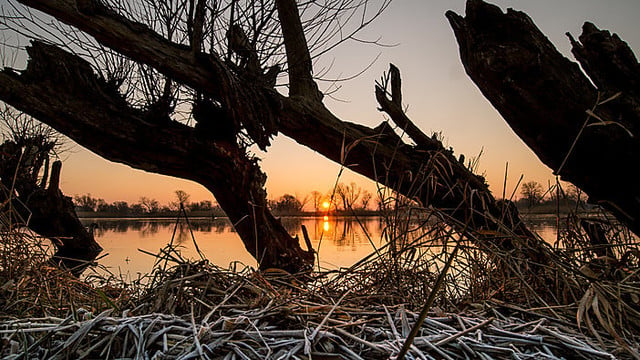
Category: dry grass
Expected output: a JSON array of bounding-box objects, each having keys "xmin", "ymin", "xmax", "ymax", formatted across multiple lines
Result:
[
  {"xmin": 0, "ymin": 204, "xmax": 131, "ymax": 319},
  {"xmin": 0, "ymin": 239, "xmax": 629, "ymax": 359},
  {"xmin": 1, "ymin": 188, "xmax": 640, "ymax": 358}
]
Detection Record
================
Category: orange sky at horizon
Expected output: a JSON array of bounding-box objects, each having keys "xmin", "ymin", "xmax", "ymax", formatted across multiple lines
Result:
[{"xmin": 46, "ymin": 0, "xmax": 640, "ymax": 205}]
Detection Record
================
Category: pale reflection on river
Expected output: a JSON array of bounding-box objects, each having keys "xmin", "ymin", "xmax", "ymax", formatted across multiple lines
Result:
[{"xmin": 81, "ymin": 216, "xmax": 560, "ymax": 278}]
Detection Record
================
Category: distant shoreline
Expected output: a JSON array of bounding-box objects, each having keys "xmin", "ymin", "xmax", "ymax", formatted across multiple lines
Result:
[
  {"xmin": 77, "ymin": 209, "xmax": 599, "ymax": 219},
  {"xmin": 76, "ymin": 211, "xmax": 383, "ymax": 219}
]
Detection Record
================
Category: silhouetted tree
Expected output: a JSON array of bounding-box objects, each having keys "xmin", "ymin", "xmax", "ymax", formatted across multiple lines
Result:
[
  {"xmin": 336, "ymin": 182, "xmax": 362, "ymax": 211},
  {"xmin": 130, "ymin": 203, "xmax": 144, "ymax": 215},
  {"xmin": 310, "ymin": 190, "xmax": 323, "ymax": 212},
  {"xmin": 0, "ymin": 107, "xmax": 100, "ymax": 257},
  {"xmin": 360, "ymin": 190, "xmax": 372, "ymax": 210},
  {"xmin": 188, "ymin": 200, "xmax": 213, "ymax": 211},
  {"xmin": 272, "ymin": 194, "xmax": 304, "ymax": 214},
  {"xmin": 521, "ymin": 181, "xmax": 544, "ymax": 208},
  {"xmin": 139, "ymin": 196, "xmax": 160, "ymax": 213},
  {"xmin": 96, "ymin": 199, "xmax": 110, "ymax": 213},
  {"xmin": 0, "ymin": 0, "xmax": 543, "ymax": 271},
  {"xmin": 74, "ymin": 194, "xmax": 99, "ymax": 212},
  {"xmin": 175, "ymin": 190, "xmax": 190, "ymax": 206},
  {"xmin": 113, "ymin": 201, "xmax": 130, "ymax": 214},
  {"xmin": 447, "ymin": 0, "xmax": 640, "ymax": 235}
]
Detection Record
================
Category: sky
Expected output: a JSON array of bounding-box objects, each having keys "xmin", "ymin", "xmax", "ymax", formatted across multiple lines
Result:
[{"xmin": 8, "ymin": 0, "xmax": 640, "ymax": 205}]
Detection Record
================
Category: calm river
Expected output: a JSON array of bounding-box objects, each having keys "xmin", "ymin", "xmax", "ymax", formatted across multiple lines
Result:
[{"xmin": 80, "ymin": 216, "xmax": 559, "ymax": 279}]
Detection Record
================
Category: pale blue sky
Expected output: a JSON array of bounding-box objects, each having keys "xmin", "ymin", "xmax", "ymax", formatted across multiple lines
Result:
[{"xmin": 3, "ymin": 0, "xmax": 639, "ymax": 204}]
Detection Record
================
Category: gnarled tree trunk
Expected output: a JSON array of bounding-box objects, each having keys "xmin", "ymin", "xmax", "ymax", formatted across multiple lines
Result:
[
  {"xmin": 0, "ymin": 0, "xmax": 553, "ymax": 273},
  {"xmin": 447, "ymin": 0, "xmax": 640, "ymax": 235},
  {"xmin": 0, "ymin": 42, "xmax": 313, "ymax": 273},
  {"xmin": 0, "ymin": 138, "xmax": 102, "ymax": 274}
]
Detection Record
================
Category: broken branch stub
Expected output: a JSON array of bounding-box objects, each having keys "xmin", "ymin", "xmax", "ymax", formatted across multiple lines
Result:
[{"xmin": 447, "ymin": 0, "xmax": 640, "ymax": 235}]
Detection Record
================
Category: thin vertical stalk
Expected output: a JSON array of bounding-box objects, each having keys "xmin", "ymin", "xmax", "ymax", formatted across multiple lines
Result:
[{"xmin": 397, "ymin": 240, "xmax": 461, "ymax": 359}]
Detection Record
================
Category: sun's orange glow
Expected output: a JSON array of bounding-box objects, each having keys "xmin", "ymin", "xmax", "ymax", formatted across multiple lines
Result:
[
  {"xmin": 323, "ymin": 215, "xmax": 329, "ymax": 221},
  {"xmin": 323, "ymin": 221, "xmax": 330, "ymax": 232},
  {"xmin": 322, "ymin": 201, "xmax": 330, "ymax": 209}
]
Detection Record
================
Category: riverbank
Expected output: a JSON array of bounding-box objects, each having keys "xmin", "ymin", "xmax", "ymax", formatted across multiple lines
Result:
[
  {"xmin": 1, "ymin": 270, "xmax": 621, "ymax": 359},
  {"xmin": 76, "ymin": 209, "xmax": 384, "ymax": 218},
  {"xmin": 4, "ymin": 207, "xmax": 638, "ymax": 358},
  {"xmin": 1, "ymin": 244, "xmax": 632, "ymax": 359}
]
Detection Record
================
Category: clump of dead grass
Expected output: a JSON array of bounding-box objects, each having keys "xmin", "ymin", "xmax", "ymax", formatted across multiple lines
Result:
[{"xmin": 1, "ymin": 186, "xmax": 640, "ymax": 357}]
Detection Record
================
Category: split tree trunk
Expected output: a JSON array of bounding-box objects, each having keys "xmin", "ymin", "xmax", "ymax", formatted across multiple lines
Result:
[
  {"xmin": 0, "ymin": 42, "xmax": 313, "ymax": 273},
  {"xmin": 447, "ymin": 0, "xmax": 640, "ymax": 235},
  {"xmin": 8, "ymin": 0, "xmax": 538, "ymax": 236},
  {"xmin": 0, "ymin": 140, "xmax": 102, "ymax": 272},
  {"xmin": 0, "ymin": 0, "xmax": 557, "ymax": 274}
]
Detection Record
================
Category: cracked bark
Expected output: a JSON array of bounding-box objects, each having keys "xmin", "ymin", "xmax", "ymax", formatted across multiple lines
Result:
[
  {"xmin": 0, "ymin": 138, "xmax": 102, "ymax": 274},
  {"xmin": 0, "ymin": 42, "xmax": 313, "ymax": 273},
  {"xmin": 447, "ymin": 0, "xmax": 640, "ymax": 235},
  {"xmin": 0, "ymin": 0, "xmax": 552, "ymax": 272}
]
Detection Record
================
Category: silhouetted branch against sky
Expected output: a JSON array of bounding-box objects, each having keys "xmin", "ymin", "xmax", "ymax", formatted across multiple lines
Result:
[{"xmin": 0, "ymin": 0, "xmax": 638, "ymax": 203}]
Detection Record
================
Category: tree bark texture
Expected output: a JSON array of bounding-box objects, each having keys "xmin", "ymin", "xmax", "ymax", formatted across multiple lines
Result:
[
  {"xmin": 0, "ymin": 42, "xmax": 313, "ymax": 273},
  {"xmin": 0, "ymin": 0, "xmax": 557, "ymax": 274},
  {"xmin": 447, "ymin": 0, "xmax": 640, "ymax": 235},
  {"xmin": 0, "ymin": 140, "xmax": 102, "ymax": 259},
  {"xmin": 14, "ymin": 0, "xmax": 535, "ymax": 232}
]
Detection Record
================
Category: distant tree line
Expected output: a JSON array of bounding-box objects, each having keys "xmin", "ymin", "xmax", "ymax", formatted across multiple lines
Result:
[
  {"xmin": 268, "ymin": 182, "xmax": 379, "ymax": 215},
  {"xmin": 73, "ymin": 190, "xmax": 223, "ymax": 216},
  {"xmin": 267, "ymin": 180, "xmax": 592, "ymax": 216},
  {"xmin": 74, "ymin": 183, "xmax": 386, "ymax": 216},
  {"xmin": 515, "ymin": 181, "xmax": 588, "ymax": 212},
  {"xmin": 75, "ymin": 180, "xmax": 589, "ymax": 217}
]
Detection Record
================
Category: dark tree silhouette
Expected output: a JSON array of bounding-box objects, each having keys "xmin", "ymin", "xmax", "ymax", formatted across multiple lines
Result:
[
  {"xmin": 447, "ymin": 0, "xmax": 640, "ymax": 235},
  {"xmin": 271, "ymin": 194, "xmax": 304, "ymax": 214},
  {"xmin": 0, "ymin": 0, "xmax": 543, "ymax": 271},
  {"xmin": 0, "ymin": 108, "xmax": 101, "ymax": 262},
  {"xmin": 520, "ymin": 181, "xmax": 544, "ymax": 208}
]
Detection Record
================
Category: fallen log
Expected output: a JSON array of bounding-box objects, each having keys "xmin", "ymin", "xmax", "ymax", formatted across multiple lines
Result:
[
  {"xmin": 447, "ymin": 0, "xmax": 640, "ymax": 235},
  {"xmin": 0, "ymin": 138, "xmax": 101, "ymax": 273}
]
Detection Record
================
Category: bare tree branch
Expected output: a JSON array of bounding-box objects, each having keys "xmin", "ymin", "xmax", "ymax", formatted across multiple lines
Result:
[
  {"xmin": 0, "ymin": 41, "xmax": 313, "ymax": 271},
  {"xmin": 274, "ymin": 0, "xmax": 321, "ymax": 100}
]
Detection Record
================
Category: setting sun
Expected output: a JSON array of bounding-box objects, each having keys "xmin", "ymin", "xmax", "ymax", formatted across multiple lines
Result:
[{"xmin": 3, "ymin": 0, "xmax": 640, "ymax": 358}]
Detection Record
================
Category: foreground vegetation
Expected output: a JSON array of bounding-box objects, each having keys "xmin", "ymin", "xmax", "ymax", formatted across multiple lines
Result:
[
  {"xmin": 74, "ymin": 180, "xmax": 588, "ymax": 219},
  {"xmin": 2, "ymin": 199, "xmax": 639, "ymax": 358}
]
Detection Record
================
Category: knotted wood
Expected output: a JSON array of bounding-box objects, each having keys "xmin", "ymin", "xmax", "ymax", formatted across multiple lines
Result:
[{"xmin": 447, "ymin": 0, "xmax": 640, "ymax": 235}]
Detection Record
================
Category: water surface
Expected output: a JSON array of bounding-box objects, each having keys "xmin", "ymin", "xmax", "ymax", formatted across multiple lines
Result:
[{"xmin": 81, "ymin": 215, "xmax": 559, "ymax": 278}]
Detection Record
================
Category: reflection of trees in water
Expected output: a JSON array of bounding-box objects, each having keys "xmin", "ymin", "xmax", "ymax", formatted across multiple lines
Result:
[
  {"xmin": 334, "ymin": 219, "xmax": 368, "ymax": 248},
  {"xmin": 523, "ymin": 215, "xmax": 563, "ymax": 231},
  {"xmin": 84, "ymin": 217, "xmax": 426, "ymax": 250},
  {"xmin": 89, "ymin": 220, "xmax": 166, "ymax": 236},
  {"xmin": 212, "ymin": 219, "xmax": 231, "ymax": 233},
  {"xmin": 86, "ymin": 218, "xmax": 235, "ymax": 237},
  {"xmin": 306, "ymin": 217, "xmax": 379, "ymax": 249},
  {"xmin": 267, "ymin": 217, "xmax": 378, "ymax": 248},
  {"xmin": 90, "ymin": 224, "xmax": 105, "ymax": 238},
  {"xmin": 377, "ymin": 215, "xmax": 448, "ymax": 252},
  {"xmin": 86, "ymin": 220, "xmax": 133, "ymax": 233},
  {"xmin": 140, "ymin": 222, "xmax": 161, "ymax": 237},
  {"xmin": 172, "ymin": 222, "xmax": 190, "ymax": 244}
]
